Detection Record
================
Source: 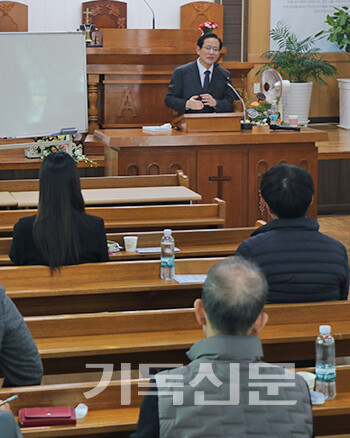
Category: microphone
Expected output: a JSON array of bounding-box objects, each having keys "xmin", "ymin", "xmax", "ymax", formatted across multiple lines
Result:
[
  {"xmin": 215, "ymin": 65, "xmax": 249, "ymax": 127},
  {"xmin": 144, "ymin": 0, "xmax": 155, "ymax": 29}
]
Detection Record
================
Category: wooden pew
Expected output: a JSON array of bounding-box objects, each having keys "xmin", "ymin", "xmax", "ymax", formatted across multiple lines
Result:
[
  {"xmin": 0, "ymin": 198, "xmax": 225, "ymax": 236},
  {"xmin": 2, "ymin": 258, "xmax": 222, "ymax": 316},
  {"xmin": 0, "ymin": 226, "xmax": 255, "ymax": 265},
  {"xmin": 0, "ymin": 170, "xmax": 189, "ymax": 191},
  {"xmin": 0, "ymin": 379, "xmax": 144, "ymax": 438},
  {"xmin": 23, "ymin": 301, "xmax": 350, "ymax": 375},
  {"xmin": 1, "ymin": 367, "xmax": 350, "ymax": 437}
]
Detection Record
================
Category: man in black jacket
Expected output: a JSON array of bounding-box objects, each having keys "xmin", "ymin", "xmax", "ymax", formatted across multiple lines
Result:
[
  {"xmin": 165, "ymin": 33, "xmax": 236, "ymax": 116},
  {"xmin": 236, "ymin": 164, "xmax": 349, "ymax": 303}
]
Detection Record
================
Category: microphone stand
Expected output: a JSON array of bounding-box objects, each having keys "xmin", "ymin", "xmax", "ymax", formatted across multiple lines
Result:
[
  {"xmin": 144, "ymin": 0, "xmax": 155, "ymax": 29},
  {"xmin": 216, "ymin": 65, "xmax": 251, "ymax": 129}
]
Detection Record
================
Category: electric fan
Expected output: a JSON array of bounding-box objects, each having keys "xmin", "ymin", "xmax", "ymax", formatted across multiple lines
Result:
[
  {"xmin": 260, "ymin": 68, "xmax": 290, "ymax": 105},
  {"xmin": 254, "ymin": 69, "xmax": 300, "ymax": 131}
]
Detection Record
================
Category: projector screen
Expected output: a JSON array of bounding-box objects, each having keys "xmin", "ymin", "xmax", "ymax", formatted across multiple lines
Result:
[{"xmin": 0, "ymin": 32, "xmax": 88, "ymax": 139}]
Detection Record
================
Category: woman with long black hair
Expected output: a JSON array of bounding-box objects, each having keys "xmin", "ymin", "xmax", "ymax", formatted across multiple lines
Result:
[{"xmin": 9, "ymin": 152, "xmax": 108, "ymax": 270}]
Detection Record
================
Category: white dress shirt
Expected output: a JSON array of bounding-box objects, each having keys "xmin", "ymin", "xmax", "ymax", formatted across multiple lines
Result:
[{"xmin": 197, "ymin": 59, "xmax": 214, "ymax": 88}]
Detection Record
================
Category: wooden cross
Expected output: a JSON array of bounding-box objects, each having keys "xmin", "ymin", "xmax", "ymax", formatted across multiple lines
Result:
[
  {"xmin": 84, "ymin": 8, "xmax": 92, "ymax": 24},
  {"xmin": 208, "ymin": 165, "xmax": 232, "ymax": 199}
]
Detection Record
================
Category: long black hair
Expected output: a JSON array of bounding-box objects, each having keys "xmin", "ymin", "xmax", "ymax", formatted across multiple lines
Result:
[{"xmin": 33, "ymin": 152, "xmax": 85, "ymax": 272}]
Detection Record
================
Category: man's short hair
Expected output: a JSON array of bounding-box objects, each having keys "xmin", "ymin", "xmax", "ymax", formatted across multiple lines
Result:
[
  {"xmin": 261, "ymin": 164, "xmax": 314, "ymax": 219},
  {"xmin": 202, "ymin": 257, "xmax": 267, "ymax": 335},
  {"xmin": 197, "ymin": 32, "xmax": 223, "ymax": 50}
]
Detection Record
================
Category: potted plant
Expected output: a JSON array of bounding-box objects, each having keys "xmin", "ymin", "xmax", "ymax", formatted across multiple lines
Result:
[
  {"xmin": 315, "ymin": 6, "xmax": 350, "ymax": 129},
  {"xmin": 315, "ymin": 6, "xmax": 350, "ymax": 53},
  {"xmin": 257, "ymin": 21, "xmax": 337, "ymax": 125}
]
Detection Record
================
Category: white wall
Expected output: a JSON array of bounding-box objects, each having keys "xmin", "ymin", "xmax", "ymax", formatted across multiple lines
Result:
[
  {"xmin": 21, "ymin": 0, "xmax": 214, "ymax": 32},
  {"xmin": 270, "ymin": 0, "xmax": 350, "ymax": 52}
]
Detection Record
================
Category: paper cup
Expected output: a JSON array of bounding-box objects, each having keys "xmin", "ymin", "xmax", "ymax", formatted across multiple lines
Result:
[
  {"xmin": 296, "ymin": 371, "xmax": 316, "ymax": 391},
  {"xmin": 123, "ymin": 236, "xmax": 138, "ymax": 252},
  {"xmin": 288, "ymin": 115, "xmax": 299, "ymax": 126}
]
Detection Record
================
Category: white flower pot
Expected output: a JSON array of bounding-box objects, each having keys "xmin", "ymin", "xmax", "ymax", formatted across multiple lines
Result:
[
  {"xmin": 282, "ymin": 82, "xmax": 313, "ymax": 126},
  {"xmin": 337, "ymin": 79, "xmax": 350, "ymax": 130}
]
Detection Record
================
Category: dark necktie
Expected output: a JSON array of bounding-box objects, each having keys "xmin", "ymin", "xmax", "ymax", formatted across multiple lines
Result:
[{"xmin": 203, "ymin": 70, "xmax": 210, "ymax": 94}]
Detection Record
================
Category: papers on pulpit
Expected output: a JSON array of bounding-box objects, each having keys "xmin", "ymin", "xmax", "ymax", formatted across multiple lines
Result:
[{"xmin": 142, "ymin": 123, "xmax": 172, "ymax": 133}]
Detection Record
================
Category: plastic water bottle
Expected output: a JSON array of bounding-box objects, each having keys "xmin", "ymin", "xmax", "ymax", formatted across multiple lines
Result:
[
  {"xmin": 270, "ymin": 100, "xmax": 279, "ymax": 126},
  {"xmin": 160, "ymin": 229, "xmax": 175, "ymax": 281},
  {"xmin": 315, "ymin": 325, "xmax": 336, "ymax": 400}
]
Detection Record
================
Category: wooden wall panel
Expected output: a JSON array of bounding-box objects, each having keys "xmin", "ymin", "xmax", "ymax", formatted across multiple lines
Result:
[{"xmin": 215, "ymin": 0, "xmax": 249, "ymax": 61}]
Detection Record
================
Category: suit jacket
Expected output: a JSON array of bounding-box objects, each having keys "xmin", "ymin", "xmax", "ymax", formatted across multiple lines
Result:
[
  {"xmin": 165, "ymin": 61, "xmax": 236, "ymax": 116},
  {"xmin": 9, "ymin": 213, "xmax": 109, "ymax": 266}
]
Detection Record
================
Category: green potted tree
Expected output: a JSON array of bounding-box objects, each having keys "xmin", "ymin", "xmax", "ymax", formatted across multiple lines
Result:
[
  {"xmin": 316, "ymin": 6, "xmax": 350, "ymax": 129},
  {"xmin": 257, "ymin": 21, "xmax": 337, "ymax": 125}
]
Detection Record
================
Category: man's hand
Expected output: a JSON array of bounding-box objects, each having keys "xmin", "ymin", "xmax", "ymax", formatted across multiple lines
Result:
[
  {"xmin": 0, "ymin": 401, "xmax": 11, "ymax": 413},
  {"xmin": 200, "ymin": 94, "xmax": 217, "ymax": 107},
  {"xmin": 185, "ymin": 96, "xmax": 204, "ymax": 111}
]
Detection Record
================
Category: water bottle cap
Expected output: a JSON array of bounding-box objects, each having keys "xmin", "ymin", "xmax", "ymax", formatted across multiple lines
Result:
[
  {"xmin": 319, "ymin": 325, "xmax": 331, "ymax": 335},
  {"xmin": 163, "ymin": 229, "xmax": 172, "ymax": 236}
]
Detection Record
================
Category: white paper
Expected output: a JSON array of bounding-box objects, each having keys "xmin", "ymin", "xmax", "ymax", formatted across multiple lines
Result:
[
  {"xmin": 137, "ymin": 246, "xmax": 180, "ymax": 254},
  {"xmin": 142, "ymin": 123, "xmax": 172, "ymax": 132},
  {"xmin": 174, "ymin": 274, "xmax": 207, "ymax": 284}
]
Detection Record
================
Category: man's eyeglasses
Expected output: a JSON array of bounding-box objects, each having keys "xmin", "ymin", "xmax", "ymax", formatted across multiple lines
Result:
[{"xmin": 203, "ymin": 45, "xmax": 219, "ymax": 52}]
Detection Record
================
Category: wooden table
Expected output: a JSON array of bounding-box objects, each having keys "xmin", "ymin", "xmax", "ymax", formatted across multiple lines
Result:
[
  {"xmin": 0, "ymin": 147, "xmax": 103, "ymax": 170},
  {"xmin": 95, "ymin": 127, "xmax": 328, "ymax": 227},
  {"xmin": 8, "ymin": 186, "xmax": 201, "ymax": 208}
]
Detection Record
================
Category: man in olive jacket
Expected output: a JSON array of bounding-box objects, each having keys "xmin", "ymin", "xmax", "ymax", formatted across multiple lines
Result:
[{"xmin": 131, "ymin": 257, "xmax": 313, "ymax": 438}]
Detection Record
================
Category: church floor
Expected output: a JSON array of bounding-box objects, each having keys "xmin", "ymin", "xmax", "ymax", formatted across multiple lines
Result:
[{"xmin": 318, "ymin": 214, "xmax": 350, "ymax": 257}]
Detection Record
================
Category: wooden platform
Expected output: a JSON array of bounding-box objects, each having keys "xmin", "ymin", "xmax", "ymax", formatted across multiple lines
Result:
[
  {"xmin": 315, "ymin": 124, "xmax": 350, "ymax": 160},
  {"xmin": 315, "ymin": 124, "xmax": 350, "ymax": 214}
]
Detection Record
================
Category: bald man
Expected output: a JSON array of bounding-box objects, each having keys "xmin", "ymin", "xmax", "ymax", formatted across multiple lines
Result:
[{"xmin": 132, "ymin": 257, "xmax": 313, "ymax": 438}]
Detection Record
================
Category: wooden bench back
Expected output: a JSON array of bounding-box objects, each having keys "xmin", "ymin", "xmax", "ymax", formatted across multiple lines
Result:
[
  {"xmin": 25, "ymin": 301, "xmax": 350, "ymax": 339},
  {"xmin": 1, "ymin": 367, "xmax": 350, "ymax": 437},
  {"xmin": 0, "ymin": 379, "xmax": 145, "ymax": 413},
  {"xmin": 0, "ymin": 198, "xmax": 225, "ymax": 235},
  {"xmin": 2, "ymin": 257, "xmax": 221, "ymax": 315},
  {"xmin": 1, "ymin": 258, "xmax": 220, "ymax": 292},
  {"xmin": 265, "ymin": 300, "xmax": 350, "ymax": 325},
  {"xmin": 0, "ymin": 226, "xmax": 255, "ymax": 265},
  {"xmin": 26, "ymin": 309, "xmax": 198, "ymax": 338},
  {"xmin": 0, "ymin": 170, "xmax": 189, "ymax": 191}
]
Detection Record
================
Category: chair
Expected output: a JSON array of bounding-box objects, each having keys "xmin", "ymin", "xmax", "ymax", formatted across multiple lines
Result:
[
  {"xmin": 82, "ymin": 0, "xmax": 126, "ymax": 29},
  {"xmin": 0, "ymin": 1, "xmax": 27, "ymax": 31},
  {"xmin": 180, "ymin": 1, "xmax": 223, "ymax": 40}
]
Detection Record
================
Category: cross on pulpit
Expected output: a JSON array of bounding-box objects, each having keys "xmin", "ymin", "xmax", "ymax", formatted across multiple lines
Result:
[
  {"xmin": 208, "ymin": 165, "xmax": 232, "ymax": 199},
  {"xmin": 84, "ymin": 8, "xmax": 92, "ymax": 24}
]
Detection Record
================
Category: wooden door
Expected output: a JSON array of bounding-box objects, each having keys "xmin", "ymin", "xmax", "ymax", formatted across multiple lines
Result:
[{"xmin": 248, "ymin": 145, "xmax": 318, "ymax": 225}]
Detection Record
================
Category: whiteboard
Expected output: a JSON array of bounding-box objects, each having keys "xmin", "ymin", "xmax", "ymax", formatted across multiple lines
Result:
[{"xmin": 0, "ymin": 32, "xmax": 88, "ymax": 139}]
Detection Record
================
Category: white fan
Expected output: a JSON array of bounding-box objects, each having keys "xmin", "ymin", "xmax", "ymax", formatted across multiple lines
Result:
[{"xmin": 260, "ymin": 68, "xmax": 290, "ymax": 104}]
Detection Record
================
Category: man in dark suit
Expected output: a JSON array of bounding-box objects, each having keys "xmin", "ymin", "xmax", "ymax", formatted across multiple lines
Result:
[{"xmin": 165, "ymin": 33, "xmax": 237, "ymax": 116}]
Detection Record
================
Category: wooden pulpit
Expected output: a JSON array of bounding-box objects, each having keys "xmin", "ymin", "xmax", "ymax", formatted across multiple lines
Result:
[{"xmin": 172, "ymin": 113, "xmax": 243, "ymax": 133}]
